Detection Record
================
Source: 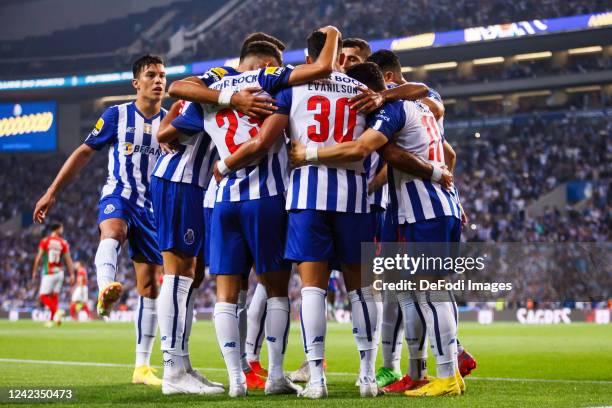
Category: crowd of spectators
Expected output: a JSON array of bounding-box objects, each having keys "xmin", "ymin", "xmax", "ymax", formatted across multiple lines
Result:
[
  {"xmin": 177, "ymin": 0, "xmax": 609, "ymax": 63},
  {"xmin": 1, "ymin": 0, "xmax": 609, "ymax": 78}
]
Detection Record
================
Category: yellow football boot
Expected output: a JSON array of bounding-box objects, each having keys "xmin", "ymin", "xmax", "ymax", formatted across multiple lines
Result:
[
  {"xmin": 96, "ymin": 282, "xmax": 123, "ymax": 317},
  {"xmin": 132, "ymin": 365, "xmax": 162, "ymax": 387},
  {"xmin": 404, "ymin": 375, "xmax": 462, "ymax": 397}
]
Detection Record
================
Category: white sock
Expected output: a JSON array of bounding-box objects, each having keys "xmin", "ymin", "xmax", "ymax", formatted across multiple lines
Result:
[
  {"xmin": 397, "ymin": 292, "xmax": 428, "ymax": 380},
  {"xmin": 417, "ymin": 291, "xmax": 457, "ymax": 378},
  {"xmin": 158, "ymin": 275, "xmax": 193, "ymax": 379},
  {"xmin": 163, "ymin": 350, "xmax": 184, "ymax": 378},
  {"xmin": 95, "ymin": 238, "xmax": 120, "ymax": 291},
  {"xmin": 135, "ymin": 296, "xmax": 157, "ymax": 368},
  {"xmin": 381, "ymin": 295, "xmax": 403, "ymax": 373},
  {"xmin": 348, "ymin": 287, "xmax": 379, "ymax": 381},
  {"xmin": 214, "ymin": 302, "xmax": 244, "ymax": 386},
  {"xmin": 182, "ymin": 286, "xmax": 196, "ymax": 372},
  {"xmin": 265, "ymin": 297, "xmax": 290, "ymax": 381},
  {"xmin": 246, "ymin": 283, "xmax": 267, "ymax": 362},
  {"xmin": 237, "ymin": 290, "xmax": 250, "ymax": 372},
  {"xmin": 300, "ymin": 287, "xmax": 327, "ymax": 385}
]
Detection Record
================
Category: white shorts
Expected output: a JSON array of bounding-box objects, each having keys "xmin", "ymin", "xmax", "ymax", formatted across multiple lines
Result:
[
  {"xmin": 71, "ymin": 285, "xmax": 88, "ymax": 303},
  {"xmin": 39, "ymin": 272, "xmax": 64, "ymax": 295}
]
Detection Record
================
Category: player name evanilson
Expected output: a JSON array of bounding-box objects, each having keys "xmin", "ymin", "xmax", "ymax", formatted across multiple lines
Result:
[{"xmin": 307, "ymin": 82, "xmax": 360, "ymax": 94}]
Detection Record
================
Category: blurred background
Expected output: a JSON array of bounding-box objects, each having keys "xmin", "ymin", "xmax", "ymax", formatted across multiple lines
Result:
[{"xmin": 0, "ymin": 0, "xmax": 609, "ymax": 320}]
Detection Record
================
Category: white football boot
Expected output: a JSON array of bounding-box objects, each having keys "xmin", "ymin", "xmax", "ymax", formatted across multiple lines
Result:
[{"xmin": 265, "ymin": 376, "xmax": 303, "ymax": 395}]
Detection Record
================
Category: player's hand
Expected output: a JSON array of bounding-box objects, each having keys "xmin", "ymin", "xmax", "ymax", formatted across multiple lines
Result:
[
  {"xmin": 459, "ymin": 203, "xmax": 469, "ymax": 227},
  {"xmin": 439, "ymin": 168, "xmax": 454, "ymax": 190},
  {"xmin": 69, "ymin": 275, "xmax": 75, "ymax": 286},
  {"xmin": 33, "ymin": 190, "xmax": 56, "ymax": 223},
  {"xmin": 230, "ymin": 87, "xmax": 277, "ymax": 118},
  {"xmin": 213, "ymin": 161, "xmax": 223, "ymax": 183},
  {"xmin": 318, "ymin": 25, "xmax": 340, "ymax": 36},
  {"xmin": 350, "ymin": 86, "xmax": 385, "ymax": 114},
  {"xmin": 160, "ymin": 140, "xmax": 179, "ymax": 154},
  {"xmin": 289, "ymin": 140, "xmax": 307, "ymax": 168}
]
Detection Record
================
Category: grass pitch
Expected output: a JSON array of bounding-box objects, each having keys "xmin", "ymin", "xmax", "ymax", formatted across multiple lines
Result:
[{"xmin": 0, "ymin": 320, "xmax": 611, "ymax": 407}]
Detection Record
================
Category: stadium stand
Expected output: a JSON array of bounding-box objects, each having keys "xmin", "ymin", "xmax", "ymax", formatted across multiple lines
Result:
[{"xmin": 0, "ymin": 0, "xmax": 608, "ymax": 77}]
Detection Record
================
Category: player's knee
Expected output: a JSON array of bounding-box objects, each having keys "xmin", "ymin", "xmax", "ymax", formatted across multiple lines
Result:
[{"xmin": 137, "ymin": 284, "xmax": 158, "ymax": 299}]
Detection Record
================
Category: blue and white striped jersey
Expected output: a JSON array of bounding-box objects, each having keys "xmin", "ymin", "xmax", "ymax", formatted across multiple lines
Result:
[
  {"xmin": 275, "ymin": 72, "xmax": 369, "ymax": 213},
  {"xmin": 152, "ymin": 100, "xmax": 217, "ymax": 188},
  {"xmin": 84, "ymin": 102, "xmax": 165, "ymax": 210},
  {"xmin": 364, "ymin": 151, "xmax": 388, "ymax": 211},
  {"xmin": 203, "ymin": 177, "xmax": 217, "ymax": 209},
  {"xmin": 173, "ymin": 66, "xmax": 294, "ymax": 203},
  {"xmin": 368, "ymin": 99, "xmax": 461, "ymax": 224}
]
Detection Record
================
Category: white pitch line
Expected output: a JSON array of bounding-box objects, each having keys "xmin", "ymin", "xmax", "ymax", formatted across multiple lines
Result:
[{"xmin": 1, "ymin": 358, "xmax": 612, "ymax": 385}]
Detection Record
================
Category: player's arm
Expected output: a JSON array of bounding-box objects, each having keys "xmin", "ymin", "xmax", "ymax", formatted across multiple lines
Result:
[
  {"xmin": 34, "ymin": 108, "xmax": 117, "ymax": 223},
  {"xmin": 215, "ymin": 113, "xmax": 289, "ymax": 180},
  {"xmin": 350, "ymin": 82, "xmax": 429, "ymax": 114},
  {"xmin": 31, "ymin": 248, "xmax": 43, "ymax": 281},
  {"xmin": 443, "ymin": 141, "xmax": 456, "ymax": 173},
  {"xmin": 33, "ymin": 144, "xmax": 96, "ymax": 223},
  {"xmin": 290, "ymin": 128, "xmax": 388, "ymax": 166},
  {"xmin": 285, "ymin": 26, "xmax": 339, "ymax": 85},
  {"xmin": 64, "ymin": 252, "xmax": 75, "ymax": 286},
  {"xmin": 169, "ymin": 77, "xmax": 276, "ymax": 118},
  {"xmin": 161, "ymin": 100, "xmax": 206, "ymax": 148},
  {"xmin": 368, "ymin": 164, "xmax": 387, "ymax": 194},
  {"xmin": 377, "ymin": 142, "xmax": 452, "ymax": 187},
  {"xmin": 157, "ymin": 100, "xmax": 184, "ymax": 145}
]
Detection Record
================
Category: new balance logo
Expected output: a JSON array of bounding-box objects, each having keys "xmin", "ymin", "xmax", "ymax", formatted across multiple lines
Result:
[
  {"xmin": 353, "ymin": 328, "xmax": 358, "ymax": 334},
  {"xmin": 312, "ymin": 336, "xmax": 324, "ymax": 343},
  {"xmin": 224, "ymin": 342, "xmax": 236, "ymax": 348},
  {"xmin": 266, "ymin": 336, "xmax": 277, "ymax": 343}
]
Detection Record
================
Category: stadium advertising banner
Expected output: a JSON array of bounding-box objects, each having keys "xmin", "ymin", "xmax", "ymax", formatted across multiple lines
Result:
[{"xmin": 0, "ymin": 102, "xmax": 57, "ymax": 152}]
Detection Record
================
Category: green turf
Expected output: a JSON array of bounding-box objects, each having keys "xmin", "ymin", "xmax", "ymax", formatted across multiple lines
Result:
[{"xmin": 0, "ymin": 320, "xmax": 611, "ymax": 407}]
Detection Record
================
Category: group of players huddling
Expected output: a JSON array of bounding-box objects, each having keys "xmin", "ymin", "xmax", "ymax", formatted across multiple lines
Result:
[{"xmin": 33, "ymin": 25, "xmax": 477, "ymax": 398}]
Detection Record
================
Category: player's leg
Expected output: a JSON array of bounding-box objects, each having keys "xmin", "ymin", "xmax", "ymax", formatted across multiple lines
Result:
[
  {"xmin": 246, "ymin": 281, "xmax": 268, "ymax": 376},
  {"xmin": 336, "ymin": 212, "xmax": 379, "ymax": 397},
  {"xmin": 38, "ymin": 275, "xmax": 56, "ymax": 325},
  {"xmin": 237, "ymin": 275, "xmax": 265, "ymax": 390},
  {"xmin": 285, "ymin": 209, "xmax": 333, "ymax": 399},
  {"xmin": 384, "ymin": 291, "xmax": 429, "ymax": 393},
  {"xmin": 95, "ymin": 204, "xmax": 128, "ymax": 316},
  {"xmin": 178, "ymin": 252, "xmax": 224, "ymax": 390},
  {"xmin": 241, "ymin": 195, "xmax": 299, "ymax": 395},
  {"xmin": 149, "ymin": 176, "xmax": 221, "ymax": 395},
  {"xmin": 51, "ymin": 271, "xmax": 65, "ymax": 326},
  {"xmin": 209, "ymin": 200, "xmax": 251, "ymax": 397},
  {"xmin": 377, "ymin": 293, "xmax": 404, "ymax": 387},
  {"xmin": 403, "ymin": 217, "xmax": 462, "ymax": 397},
  {"xmin": 132, "ymin": 259, "xmax": 162, "ymax": 386}
]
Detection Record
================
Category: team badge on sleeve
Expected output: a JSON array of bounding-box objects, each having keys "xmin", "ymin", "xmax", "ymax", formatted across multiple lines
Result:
[
  {"xmin": 91, "ymin": 117, "xmax": 104, "ymax": 136},
  {"xmin": 264, "ymin": 67, "xmax": 285, "ymax": 76}
]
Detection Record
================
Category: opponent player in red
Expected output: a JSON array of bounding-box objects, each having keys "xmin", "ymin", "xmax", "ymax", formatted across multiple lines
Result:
[
  {"xmin": 32, "ymin": 222, "xmax": 74, "ymax": 327},
  {"xmin": 69, "ymin": 261, "xmax": 91, "ymax": 320}
]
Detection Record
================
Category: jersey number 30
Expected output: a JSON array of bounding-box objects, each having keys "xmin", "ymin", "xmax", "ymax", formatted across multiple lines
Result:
[{"xmin": 307, "ymin": 96, "xmax": 357, "ymax": 143}]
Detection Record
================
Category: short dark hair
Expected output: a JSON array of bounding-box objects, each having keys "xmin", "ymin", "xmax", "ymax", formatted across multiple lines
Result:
[
  {"xmin": 307, "ymin": 30, "xmax": 342, "ymax": 61},
  {"xmin": 346, "ymin": 62, "xmax": 386, "ymax": 92},
  {"xmin": 367, "ymin": 49, "xmax": 402, "ymax": 76},
  {"xmin": 239, "ymin": 40, "xmax": 283, "ymax": 65},
  {"xmin": 132, "ymin": 54, "xmax": 164, "ymax": 78},
  {"xmin": 342, "ymin": 38, "xmax": 372, "ymax": 58},
  {"xmin": 241, "ymin": 32, "xmax": 286, "ymax": 52},
  {"xmin": 49, "ymin": 222, "xmax": 63, "ymax": 232}
]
